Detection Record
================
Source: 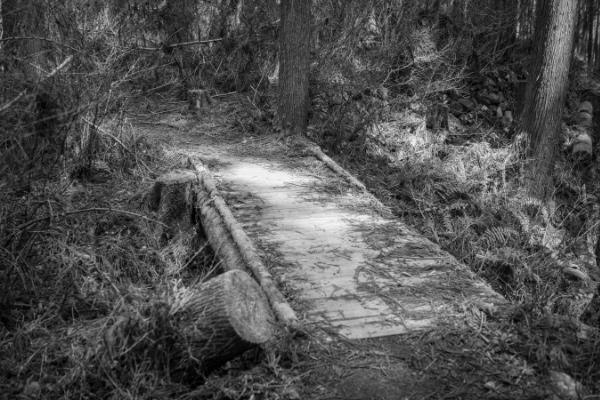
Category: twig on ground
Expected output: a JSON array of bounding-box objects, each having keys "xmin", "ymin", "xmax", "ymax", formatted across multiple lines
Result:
[
  {"xmin": 0, "ymin": 36, "xmax": 79, "ymax": 51},
  {"xmin": 137, "ymin": 38, "xmax": 223, "ymax": 51},
  {"xmin": 82, "ymin": 118, "xmax": 130, "ymax": 153},
  {"xmin": 212, "ymin": 91, "xmax": 238, "ymax": 98}
]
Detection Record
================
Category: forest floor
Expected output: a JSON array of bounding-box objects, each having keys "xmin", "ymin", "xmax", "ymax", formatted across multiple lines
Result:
[
  {"xmin": 127, "ymin": 96, "xmax": 554, "ymax": 400},
  {"xmin": 2, "ymin": 93, "xmax": 597, "ymax": 400}
]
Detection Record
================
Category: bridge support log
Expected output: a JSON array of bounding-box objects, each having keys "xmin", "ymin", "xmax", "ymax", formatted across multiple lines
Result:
[
  {"xmin": 192, "ymin": 161, "xmax": 299, "ymax": 327},
  {"xmin": 148, "ymin": 163, "xmax": 298, "ymax": 328},
  {"xmin": 195, "ymin": 183, "xmax": 247, "ymax": 271}
]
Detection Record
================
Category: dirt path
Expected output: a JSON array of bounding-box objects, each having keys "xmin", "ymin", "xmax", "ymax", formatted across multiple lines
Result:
[{"xmin": 136, "ymin": 105, "xmax": 502, "ymax": 340}]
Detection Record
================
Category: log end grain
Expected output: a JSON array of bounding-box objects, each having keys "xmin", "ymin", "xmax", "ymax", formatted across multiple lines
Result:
[
  {"xmin": 224, "ymin": 269, "xmax": 276, "ymax": 343},
  {"xmin": 175, "ymin": 269, "xmax": 276, "ymax": 371}
]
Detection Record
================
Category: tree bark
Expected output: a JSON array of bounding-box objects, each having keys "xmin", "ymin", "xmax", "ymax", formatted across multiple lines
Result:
[
  {"xmin": 195, "ymin": 179, "xmax": 247, "ymax": 272},
  {"xmin": 278, "ymin": 0, "xmax": 312, "ymax": 136},
  {"xmin": 520, "ymin": 0, "xmax": 578, "ymax": 198}
]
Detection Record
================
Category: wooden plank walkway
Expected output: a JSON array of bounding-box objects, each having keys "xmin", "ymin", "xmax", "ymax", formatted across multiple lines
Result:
[{"xmin": 192, "ymin": 141, "xmax": 502, "ymax": 339}]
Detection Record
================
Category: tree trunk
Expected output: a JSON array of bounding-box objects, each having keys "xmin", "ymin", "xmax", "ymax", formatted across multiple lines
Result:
[
  {"xmin": 278, "ymin": 0, "xmax": 311, "ymax": 136},
  {"xmin": 587, "ymin": 0, "xmax": 594, "ymax": 66},
  {"xmin": 520, "ymin": 0, "xmax": 578, "ymax": 198},
  {"xmin": 0, "ymin": 0, "xmax": 3, "ymax": 51},
  {"xmin": 595, "ymin": 11, "xmax": 600, "ymax": 69}
]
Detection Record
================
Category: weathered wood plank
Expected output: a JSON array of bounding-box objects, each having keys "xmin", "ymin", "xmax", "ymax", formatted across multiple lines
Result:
[{"xmin": 197, "ymin": 144, "xmax": 503, "ymax": 339}]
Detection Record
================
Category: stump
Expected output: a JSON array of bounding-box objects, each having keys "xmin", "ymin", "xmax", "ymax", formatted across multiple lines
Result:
[
  {"xmin": 173, "ymin": 269, "xmax": 275, "ymax": 373},
  {"xmin": 188, "ymin": 89, "xmax": 212, "ymax": 112},
  {"xmin": 425, "ymin": 103, "xmax": 449, "ymax": 130},
  {"xmin": 147, "ymin": 169, "xmax": 197, "ymax": 239}
]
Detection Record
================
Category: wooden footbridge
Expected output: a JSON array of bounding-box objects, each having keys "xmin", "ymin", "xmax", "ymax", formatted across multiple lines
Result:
[{"xmin": 181, "ymin": 136, "xmax": 502, "ymax": 339}]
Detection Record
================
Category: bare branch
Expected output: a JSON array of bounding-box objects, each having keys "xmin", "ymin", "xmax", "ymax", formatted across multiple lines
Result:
[
  {"xmin": 82, "ymin": 118, "xmax": 131, "ymax": 155},
  {"xmin": 136, "ymin": 38, "xmax": 223, "ymax": 51},
  {"xmin": 0, "ymin": 36, "xmax": 79, "ymax": 51}
]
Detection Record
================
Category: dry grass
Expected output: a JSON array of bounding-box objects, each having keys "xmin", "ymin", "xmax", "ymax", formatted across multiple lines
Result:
[
  {"xmin": 2, "ymin": 1, "xmax": 600, "ymax": 396},
  {"xmin": 0, "ymin": 119, "xmax": 230, "ymax": 398},
  {"xmin": 145, "ymin": 92, "xmax": 600, "ymax": 397},
  {"xmin": 320, "ymin": 101, "xmax": 600, "ymax": 394}
]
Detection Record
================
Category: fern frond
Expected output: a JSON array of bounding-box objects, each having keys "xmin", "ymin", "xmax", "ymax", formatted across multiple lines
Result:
[
  {"xmin": 508, "ymin": 194, "xmax": 554, "ymax": 226},
  {"xmin": 455, "ymin": 215, "xmax": 474, "ymax": 232},
  {"xmin": 448, "ymin": 200, "xmax": 469, "ymax": 211},
  {"xmin": 476, "ymin": 246, "xmax": 526, "ymax": 265},
  {"xmin": 512, "ymin": 209, "xmax": 530, "ymax": 233},
  {"xmin": 480, "ymin": 226, "xmax": 519, "ymax": 248},
  {"xmin": 434, "ymin": 181, "xmax": 471, "ymax": 202},
  {"xmin": 442, "ymin": 215, "xmax": 454, "ymax": 233}
]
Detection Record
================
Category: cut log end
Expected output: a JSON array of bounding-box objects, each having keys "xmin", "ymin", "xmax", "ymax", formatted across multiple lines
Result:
[
  {"xmin": 179, "ymin": 270, "xmax": 276, "ymax": 345},
  {"xmin": 174, "ymin": 270, "xmax": 276, "ymax": 372},
  {"xmin": 224, "ymin": 269, "xmax": 276, "ymax": 343}
]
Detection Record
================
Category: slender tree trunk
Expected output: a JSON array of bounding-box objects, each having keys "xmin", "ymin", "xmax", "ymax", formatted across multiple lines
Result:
[
  {"xmin": 0, "ymin": 0, "xmax": 3, "ymax": 51},
  {"xmin": 595, "ymin": 12, "xmax": 600, "ymax": 69},
  {"xmin": 520, "ymin": 0, "xmax": 578, "ymax": 198},
  {"xmin": 502, "ymin": 0, "xmax": 518, "ymax": 46},
  {"xmin": 524, "ymin": 0, "xmax": 535, "ymax": 38},
  {"xmin": 278, "ymin": 0, "xmax": 311, "ymax": 136},
  {"xmin": 586, "ymin": 0, "xmax": 595, "ymax": 66},
  {"xmin": 573, "ymin": 0, "xmax": 583, "ymax": 54}
]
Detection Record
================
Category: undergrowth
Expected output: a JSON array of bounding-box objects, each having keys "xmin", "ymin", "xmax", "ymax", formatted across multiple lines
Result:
[
  {"xmin": 0, "ymin": 121, "xmax": 215, "ymax": 398},
  {"xmin": 302, "ymin": 9, "xmax": 600, "ymax": 391},
  {"xmin": 3, "ymin": 0, "xmax": 600, "ymax": 398},
  {"xmin": 321, "ymin": 94, "xmax": 600, "ymax": 393}
]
